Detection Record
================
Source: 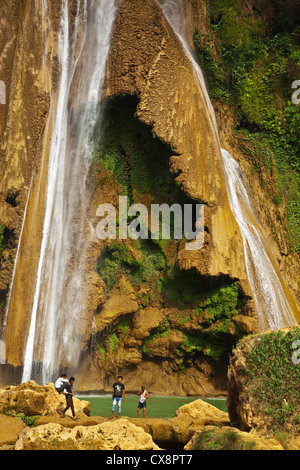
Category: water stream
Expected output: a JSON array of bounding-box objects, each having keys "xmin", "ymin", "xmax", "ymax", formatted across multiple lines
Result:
[
  {"xmin": 22, "ymin": 0, "xmax": 117, "ymax": 383},
  {"xmin": 158, "ymin": 0, "xmax": 297, "ymax": 331}
]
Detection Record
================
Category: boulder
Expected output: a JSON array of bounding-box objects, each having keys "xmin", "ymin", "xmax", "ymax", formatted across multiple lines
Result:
[
  {"xmin": 0, "ymin": 381, "xmax": 90, "ymax": 418},
  {"xmin": 94, "ymin": 276, "xmax": 139, "ymax": 334},
  {"xmin": 184, "ymin": 425, "xmax": 285, "ymax": 450},
  {"xmin": 0, "ymin": 414, "xmax": 27, "ymax": 450},
  {"xmin": 15, "ymin": 418, "xmax": 161, "ymax": 450},
  {"xmin": 129, "ymin": 399, "xmax": 230, "ymax": 448},
  {"xmin": 175, "ymin": 398, "xmax": 229, "ymax": 426},
  {"xmin": 33, "ymin": 414, "xmax": 106, "ymax": 428},
  {"xmin": 129, "ymin": 417, "xmax": 180, "ymax": 449}
]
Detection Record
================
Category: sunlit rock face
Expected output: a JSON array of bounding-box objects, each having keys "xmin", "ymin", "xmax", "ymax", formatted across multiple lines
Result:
[{"xmin": 105, "ymin": 0, "xmax": 248, "ymax": 284}]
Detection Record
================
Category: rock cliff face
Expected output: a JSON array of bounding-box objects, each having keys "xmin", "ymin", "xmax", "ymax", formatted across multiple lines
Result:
[
  {"xmin": 105, "ymin": 0, "xmax": 248, "ymax": 283},
  {"xmin": 0, "ymin": 0, "xmax": 298, "ymax": 393}
]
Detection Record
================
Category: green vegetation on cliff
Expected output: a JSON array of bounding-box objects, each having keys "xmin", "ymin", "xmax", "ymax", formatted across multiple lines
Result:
[
  {"xmin": 4, "ymin": 410, "xmax": 39, "ymax": 427},
  {"xmin": 195, "ymin": 0, "xmax": 300, "ymax": 252},
  {"xmin": 140, "ymin": 277, "xmax": 243, "ymax": 364},
  {"xmin": 97, "ymin": 239, "xmax": 167, "ymax": 291},
  {"xmin": 91, "ymin": 94, "xmax": 189, "ymax": 207},
  {"xmin": 242, "ymin": 327, "xmax": 300, "ymax": 434}
]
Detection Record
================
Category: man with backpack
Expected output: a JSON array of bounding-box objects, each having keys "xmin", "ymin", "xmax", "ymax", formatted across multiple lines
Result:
[{"xmin": 60, "ymin": 376, "xmax": 78, "ymax": 421}]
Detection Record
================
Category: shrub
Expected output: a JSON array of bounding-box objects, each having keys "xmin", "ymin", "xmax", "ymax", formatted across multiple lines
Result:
[
  {"xmin": 244, "ymin": 328, "xmax": 300, "ymax": 433},
  {"xmin": 191, "ymin": 427, "xmax": 256, "ymax": 450}
]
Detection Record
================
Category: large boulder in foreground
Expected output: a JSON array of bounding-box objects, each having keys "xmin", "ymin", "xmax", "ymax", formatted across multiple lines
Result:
[
  {"xmin": 175, "ymin": 398, "xmax": 229, "ymax": 426},
  {"xmin": 15, "ymin": 419, "xmax": 161, "ymax": 450},
  {"xmin": 0, "ymin": 381, "xmax": 90, "ymax": 418},
  {"xmin": 171, "ymin": 398, "xmax": 230, "ymax": 445},
  {"xmin": 0, "ymin": 415, "xmax": 27, "ymax": 450},
  {"xmin": 227, "ymin": 326, "xmax": 300, "ymax": 437}
]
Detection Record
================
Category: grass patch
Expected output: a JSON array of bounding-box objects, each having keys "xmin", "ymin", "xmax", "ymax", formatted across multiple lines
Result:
[
  {"xmin": 191, "ymin": 427, "xmax": 256, "ymax": 450},
  {"xmin": 4, "ymin": 410, "xmax": 40, "ymax": 427}
]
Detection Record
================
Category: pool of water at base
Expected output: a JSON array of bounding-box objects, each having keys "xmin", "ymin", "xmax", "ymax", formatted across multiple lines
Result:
[{"xmin": 78, "ymin": 395, "xmax": 227, "ymax": 419}]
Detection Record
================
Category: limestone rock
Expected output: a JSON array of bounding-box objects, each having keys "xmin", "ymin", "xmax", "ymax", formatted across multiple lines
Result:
[
  {"xmin": 112, "ymin": 361, "xmax": 227, "ymax": 397},
  {"xmin": 33, "ymin": 414, "xmax": 108, "ymax": 430},
  {"xmin": 175, "ymin": 398, "xmax": 229, "ymax": 427},
  {"xmin": 131, "ymin": 307, "xmax": 170, "ymax": 340},
  {"xmin": 129, "ymin": 399, "xmax": 230, "ymax": 448},
  {"xmin": 169, "ymin": 398, "xmax": 230, "ymax": 446},
  {"xmin": 15, "ymin": 419, "xmax": 161, "ymax": 450},
  {"xmin": 129, "ymin": 418, "xmax": 180, "ymax": 448},
  {"xmin": 232, "ymin": 314, "xmax": 258, "ymax": 335},
  {"xmin": 105, "ymin": 0, "xmax": 249, "ymax": 287},
  {"xmin": 94, "ymin": 276, "xmax": 139, "ymax": 333},
  {"xmin": 0, "ymin": 414, "xmax": 27, "ymax": 449},
  {"xmin": 0, "ymin": 381, "xmax": 90, "ymax": 418},
  {"xmin": 184, "ymin": 425, "xmax": 284, "ymax": 450}
]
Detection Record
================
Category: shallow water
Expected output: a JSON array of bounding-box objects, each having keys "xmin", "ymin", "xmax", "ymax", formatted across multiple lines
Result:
[{"xmin": 78, "ymin": 395, "xmax": 227, "ymax": 419}]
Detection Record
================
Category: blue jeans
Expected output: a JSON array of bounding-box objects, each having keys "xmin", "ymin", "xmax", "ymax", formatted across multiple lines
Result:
[{"xmin": 112, "ymin": 397, "xmax": 122, "ymax": 413}]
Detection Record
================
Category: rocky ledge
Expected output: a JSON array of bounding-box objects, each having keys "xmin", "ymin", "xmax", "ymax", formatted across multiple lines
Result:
[{"xmin": 0, "ymin": 379, "xmax": 299, "ymax": 450}]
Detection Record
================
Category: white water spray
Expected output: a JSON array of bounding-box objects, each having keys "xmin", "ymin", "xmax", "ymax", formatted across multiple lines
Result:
[
  {"xmin": 22, "ymin": 0, "xmax": 117, "ymax": 383},
  {"xmin": 158, "ymin": 0, "xmax": 297, "ymax": 331}
]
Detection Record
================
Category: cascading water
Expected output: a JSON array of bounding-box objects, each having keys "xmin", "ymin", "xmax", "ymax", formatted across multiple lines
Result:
[
  {"xmin": 21, "ymin": 0, "xmax": 117, "ymax": 384},
  {"xmin": 221, "ymin": 149, "xmax": 297, "ymax": 330},
  {"xmin": 158, "ymin": 0, "xmax": 298, "ymax": 331}
]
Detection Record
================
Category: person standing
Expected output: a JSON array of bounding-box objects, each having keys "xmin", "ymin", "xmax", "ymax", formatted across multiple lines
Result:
[
  {"xmin": 60, "ymin": 377, "xmax": 78, "ymax": 421},
  {"xmin": 111, "ymin": 375, "xmax": 125, "ymax": 419},
  {"xmin": 137, "ymin": 386, "xmax": 149, "ymax": 418}
]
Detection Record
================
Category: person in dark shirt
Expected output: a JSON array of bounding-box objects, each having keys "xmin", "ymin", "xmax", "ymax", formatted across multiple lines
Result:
[
  {"xmin": 111, "ymin": 375, "xmax": 125, "ymax": 418},
  {"xmin": 60, "ymin": 377, "xmax": 78, "ymax": 421}
]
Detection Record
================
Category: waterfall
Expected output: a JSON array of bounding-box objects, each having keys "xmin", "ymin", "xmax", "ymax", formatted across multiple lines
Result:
[
  {"xmin": 22, "ymin": 0, "xmax": 117, "ymax": 384},
  {"xmin": 158, "ymin": 0, "xmax": 297, "ymax": 331},
  {"xmin": 221, "ymin": 150, "xmax": 297, "ymax": 330}
]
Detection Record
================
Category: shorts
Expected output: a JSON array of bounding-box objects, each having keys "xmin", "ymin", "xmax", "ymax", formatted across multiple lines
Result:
[
  {"xmin": 138, "ymin": 400, "xmax": 146, "ymax": 409},
  {"xmin": 112, "ymin": 397, "xmax": 122, "ymax": 412}
]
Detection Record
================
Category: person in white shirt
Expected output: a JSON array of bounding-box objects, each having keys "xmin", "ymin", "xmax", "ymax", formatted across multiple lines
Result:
[
  {"xmin": 137, "ymin": 386, "xmax": 149, "ymax": 418},
  {"xmin": 54, "ymin": 374, "xmax": 68, "ymax": 394}
]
